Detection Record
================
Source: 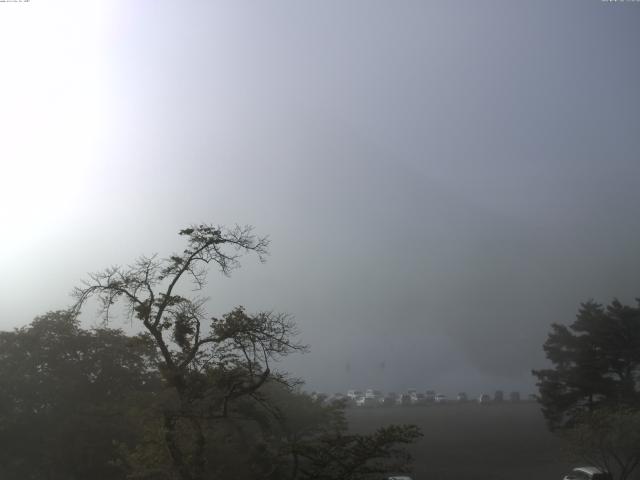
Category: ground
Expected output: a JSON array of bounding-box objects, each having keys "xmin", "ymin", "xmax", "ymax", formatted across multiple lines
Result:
[{"xmin": 347, "ymin": 402, "xmax": 571, "ymax": 480}]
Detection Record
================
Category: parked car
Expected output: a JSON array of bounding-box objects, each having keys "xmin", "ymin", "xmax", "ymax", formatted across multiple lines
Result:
[
  {"xmin": 365, "ymin": 396, "xmax": 378, "ymax": 407},
  {"xmin": 366, "ymin": 388, "xmax": 383, "ymax": 399},
  {"xmin": 381, "ymin": 394, "xmax": 396, "ymax": 407},
  {"xmin": 425, "ymin": 390, "xmax": 436, "ymax": 402},
  {"xmin": 356, "ymin": 396, "xmax": 378, "ymax": 407},
  {"xmin": 478, "ymin": 393, "xmax": 491, "ymax": 403},
  {"xmin": 434, "ymin": 393, "xmax": 448, "ymax": 403},
  {"xmin": 410, "ymin": 392, "xmax": 427, "ymax": 405},
  {"xmin": 561, "ymin": 466, "xmax": 612, "ymax": 480},
  {"xmin": 457, "ymin": 392, "xmax": 468, "ymax": 402},
  {"xmin": 396, "ymin": 393, "xmax": 412, "ymax": 406},
  {"xmin": 347, "ymin": 389, "xmax": 363, "ymax": 400}
]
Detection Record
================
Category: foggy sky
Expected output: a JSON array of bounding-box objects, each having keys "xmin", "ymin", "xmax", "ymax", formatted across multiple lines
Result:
[{"xmin": 1, "ymin": 0, "xmax": 639, "ymax": 395}]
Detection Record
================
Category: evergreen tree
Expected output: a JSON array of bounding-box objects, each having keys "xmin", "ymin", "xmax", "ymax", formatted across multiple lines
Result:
[{"xmin": 533, "ymin": 299, "xmax": 640, "ymax": 430}]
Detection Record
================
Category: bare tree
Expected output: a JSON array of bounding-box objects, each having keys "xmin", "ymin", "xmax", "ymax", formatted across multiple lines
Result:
[{"xmin": 72, "ymin": 224, "xmax": 306, "ymax": 480}]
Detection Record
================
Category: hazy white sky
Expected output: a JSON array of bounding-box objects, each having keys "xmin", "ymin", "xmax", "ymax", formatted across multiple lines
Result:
[{"xmin": 1, "ymin": 0, "xmax": 639, "ymax": 394}]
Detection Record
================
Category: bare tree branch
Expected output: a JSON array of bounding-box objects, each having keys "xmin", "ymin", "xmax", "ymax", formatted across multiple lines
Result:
[{"xmin": 69, "ymin": 224, "xmax": 309, "ymax": 480}]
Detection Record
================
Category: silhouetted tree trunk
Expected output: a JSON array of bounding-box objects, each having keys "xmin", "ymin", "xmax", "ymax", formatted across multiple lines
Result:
[{"xmin": 73, "ymin": 224, "xmax": 305, "ymax": 480}]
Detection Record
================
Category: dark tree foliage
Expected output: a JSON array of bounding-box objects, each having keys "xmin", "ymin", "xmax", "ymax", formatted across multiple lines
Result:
[
  {"xmin": 291, "ymin": 422, "xmax": 422, "ymax": 480},
  {"xmin": 72, "ymin": 224, "xmax": 304, "ymax": 480},
  {"xmin": 251, "ymin": 386, "xmax": 422, "ymax": 480},
  {"xmin": 0, "ymin": 312, "xmax": 422, "ymax": 480},
  {"xmin": 0, "ymin": 311, "xmax": 160, "ymax": 480},
  {"xmin": 561, "ymin": 407, "xmax": 640, "ymax": 480},
  {"xmin": 124, "ymin": 382, "xmax": 422, "ymax": 480},
  {"xmin": 70, "ymin": 224, "xmax": 421, "ymax": 480},
  {"xmin": 532, "ymin": 299, "xmax": 640, "ymax": 430}
]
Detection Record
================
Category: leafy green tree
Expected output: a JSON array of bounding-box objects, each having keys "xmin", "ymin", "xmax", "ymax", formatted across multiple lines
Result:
[
  {"xmin": 532, "ymin": 298, "xmax": 640, "ymax": 430},
  {"xmin": 0, "ymin": 311, "xmax": 160, "ymax": 480}
]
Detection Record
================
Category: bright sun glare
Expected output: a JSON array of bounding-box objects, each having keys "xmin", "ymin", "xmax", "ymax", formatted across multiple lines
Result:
[{"xmin": 0, "ymin": 1, "xmax": 107, "ymax": 259}]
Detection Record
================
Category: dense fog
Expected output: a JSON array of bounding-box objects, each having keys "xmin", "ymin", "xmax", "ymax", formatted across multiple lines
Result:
[{"xmin": 1, "ymin": 0, "xmax": 639, "ymax": 396}]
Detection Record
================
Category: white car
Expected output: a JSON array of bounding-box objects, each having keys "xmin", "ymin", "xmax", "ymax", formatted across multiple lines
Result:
[
  {"xmin": 365, "ymin": 388, "xmax": 383, "ymax": 399},
  {"xmin": 347, "ymin": 389, "xmax": 363, "ymax": 400},
  {"xmin": 561, "ymin": 466, "xmax": 612, "ymax": 480},
  {"xmin": 478, "ymin": 393, "xmax": 491, "ymax": 403},
  {"xmin": 434, "ymin": 393, "xmax": 447, "ymax": 403},
  {"xmin": 355, "ymin": 396, "xmax": 378, "ymax": 407}
]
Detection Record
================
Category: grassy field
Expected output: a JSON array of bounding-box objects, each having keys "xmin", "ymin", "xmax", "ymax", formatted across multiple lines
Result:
[{"xmin": 347, "ymin": 402, "xmax": 572, "ymax": 480}]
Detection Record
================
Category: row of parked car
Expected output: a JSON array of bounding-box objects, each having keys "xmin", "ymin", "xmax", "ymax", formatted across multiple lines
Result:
[{"xmin": 311, "ymin": 389, "xmax": 534, "ymax": 407}]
